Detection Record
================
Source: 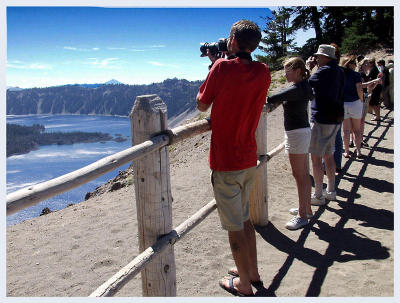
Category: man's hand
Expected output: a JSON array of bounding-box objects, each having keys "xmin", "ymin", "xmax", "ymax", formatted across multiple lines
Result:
[
  {"xmin": 306, "ymin": 56, "xmax": 317, "ymax": 70},
  {"xmin": 206, "ymin": 49, "xmax": 226, "ymax": 64},
  {"xmin": 206, "ymin": 49, "xmax": 219, "ymax": 64}
]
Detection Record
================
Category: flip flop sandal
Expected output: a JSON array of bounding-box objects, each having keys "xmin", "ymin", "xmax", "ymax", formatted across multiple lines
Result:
[
  {"xmin": 227, "ymin": 269, "xmax": 264, "ymax": 288},
  {"xmin": 219, "ymin": 276, "xmax": 254, "ymax": 297}
]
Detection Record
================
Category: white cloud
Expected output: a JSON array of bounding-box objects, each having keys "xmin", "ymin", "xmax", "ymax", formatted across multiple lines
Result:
[
  {"xmin": 150, "ymin": 45, "xmax": 166, "ymax": 48},
  {"xmin": 148, "ymin": 61, "xmax": 179, "ymax": 68},
  {"xmin": 7, "ymin": 60, "xmax": 52, "ymax": 70},
  {"xmin": 108, "ymin": 47, "xmax": 127, "ymax": 50},
  {"xmin": 148, "ymin": 61, "xmax": 164, "ymax": 66},
  {"xmin": 64, "ymin": 46, "xmax": 100, "ymax": 51},
  {"xmin": 85, "ymin": 57, "xmax": 121, "ymax": 69},
  {"xmin": 129, "ymin": 48, "xmax": 145, "ymax": 52}
]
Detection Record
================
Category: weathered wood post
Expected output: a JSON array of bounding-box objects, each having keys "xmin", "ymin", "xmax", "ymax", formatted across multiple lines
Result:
[
  {"xmin": 249, "ymin": 105, "xmax": 269, "ymax": 226},
  {"xmin": 130, "ymin": 94, "xmax": 176, "ymax": 296}
]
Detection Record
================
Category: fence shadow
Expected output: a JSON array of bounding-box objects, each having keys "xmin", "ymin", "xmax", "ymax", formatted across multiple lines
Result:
[
  {"xmin": 254, "ymin": 110, "xmax": 393, "ymax": 297},
  {"xmin": 341, "ymin": 174, "xmax": 394, "ymax": 193},
  {"xmin": 326, "ymin": 202, "xmax": 393, "ymax": 231}
]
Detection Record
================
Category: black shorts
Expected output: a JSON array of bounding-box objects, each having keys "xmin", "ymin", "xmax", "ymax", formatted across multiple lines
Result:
[{"xmin": 369, "ymin": 85, "xmax": 382, "ymax": 106}]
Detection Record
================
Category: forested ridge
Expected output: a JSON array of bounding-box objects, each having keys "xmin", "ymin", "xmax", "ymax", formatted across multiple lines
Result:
[
  {"xmin": 6, "ymin": 123, "xmax": 123, "ymax": 157},
  {"xmin": 7, "ymin": 78, "xmax": 202, "ymax": 117}
]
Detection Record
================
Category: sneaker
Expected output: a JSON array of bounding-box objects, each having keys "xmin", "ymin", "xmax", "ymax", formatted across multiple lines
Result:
[
  {"xmin": 289, "ymin": 208, "xmax": 313, "ymax": 219},
  {"xmin": 285, "ymin": 216, "xmax": 309, "ymax": 230},
  {"xmin": 311, "ymin": 193, "xmax": 326, "ymax": 206},
  {"xmin": 324, "ymin": 190, "xmax": 336, "ymax": 200}
]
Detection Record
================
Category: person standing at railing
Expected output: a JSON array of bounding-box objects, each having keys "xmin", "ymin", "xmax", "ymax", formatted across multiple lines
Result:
[
  {"xmin": 196, "ymin": 20, "xmax": 271, "ymax": 297},
  {"xmin": 366, "ymin": 58, "xmax": 383, "ymax": 122},
  {"xmin": 308, "ymin": 44, "xmax": 345, "ymax": 206},
  {"xmin": 377, "ymin": 58, "xmax": 391, "ymax": 110},
  {"xmin": 266, "ymin": 57, "xmax": 314, "ymax": 230},
  {"xmin": 340, "ymin": 55, "xmax": 364, "ymax": 159},
  {"xmin": 387, "ymin": 60, "xmax": 394, "ymax": 109}
]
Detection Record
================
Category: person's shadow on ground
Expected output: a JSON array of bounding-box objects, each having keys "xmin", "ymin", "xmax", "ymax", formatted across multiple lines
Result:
[{"xmin": 254, "ymin": 218, "xmax": 390, "ymax": 296}]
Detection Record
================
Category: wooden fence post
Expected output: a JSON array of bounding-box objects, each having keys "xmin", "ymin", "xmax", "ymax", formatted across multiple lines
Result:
[
  {"xmin": 130, "ymin": 94, "xmax": 176, "ymax": 296},
  {"xmin": 249, "ymin": 106, "xmax": 269, "ymax": 226}
]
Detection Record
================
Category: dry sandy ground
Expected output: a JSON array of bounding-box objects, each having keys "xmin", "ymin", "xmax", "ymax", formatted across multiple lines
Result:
[{"xmin": 6, "ymin": 99, "xmax": 394, "ymax": 298}]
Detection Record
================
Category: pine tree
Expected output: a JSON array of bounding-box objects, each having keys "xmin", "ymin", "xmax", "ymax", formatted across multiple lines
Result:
[
  {"xmin": 291, "ymin": 6, "xmax": 323, "ymax": 43},
  {"xmin": 256, "ymin": 7, "xmax": 296, "ymax": 70}
]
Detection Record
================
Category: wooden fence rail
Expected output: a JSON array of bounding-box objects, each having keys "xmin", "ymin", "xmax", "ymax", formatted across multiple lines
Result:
[
  {"xmin": 6, "ymin": 118, "xmax": 210, "ymax": 216},
  {"xmin": 90, "ymin": 138, "xmax": 284, "ymax": 297},
  {"xmin": 7, "ymin": 94, "xmax": 284, "ymax": 297}
]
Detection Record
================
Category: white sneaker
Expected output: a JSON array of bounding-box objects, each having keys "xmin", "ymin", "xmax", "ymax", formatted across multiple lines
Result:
[
  {"xmin": 311, "ymin": 193, "xmax": 326, "ymax": 206},
  {"xmin": 285, "ymin": 216, "xmax": 309, "ymax": 230},
  {"xmin": 324, "ymin": 190, "xmax": 337, "ymax": 200},
  {"xmin": 289, "ymin": 208, "xmax": 313, "ymax": 219}
]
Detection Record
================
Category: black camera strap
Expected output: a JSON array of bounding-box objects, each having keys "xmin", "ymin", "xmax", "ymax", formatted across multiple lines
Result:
[
  {"xmin": 235, "ymin": 52, "xmax": 252, "ymax": 61},
  {"xmin": 208, "ymin": 52, "xmax": 252, "ymax": 70}
]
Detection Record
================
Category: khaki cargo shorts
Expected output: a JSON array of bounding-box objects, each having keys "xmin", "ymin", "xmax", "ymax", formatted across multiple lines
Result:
[
  {"xmin": 211, "ymin": 166, "xmax": 256, "ymax": 231},
  {"xmin": 309, "ymin": 122, "xmax": 341, "ymax": 157}
]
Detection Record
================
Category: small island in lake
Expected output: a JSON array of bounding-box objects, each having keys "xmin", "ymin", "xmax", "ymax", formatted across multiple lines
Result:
[{"xmin": 6, "ymin": 123, "xmax": 127, "ymax": 157}]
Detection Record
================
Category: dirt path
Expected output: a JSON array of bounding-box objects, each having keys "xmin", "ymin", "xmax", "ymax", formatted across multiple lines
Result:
[{"xmin": 6, "ymin": 105, "xmax": 394, "ymax": 297}]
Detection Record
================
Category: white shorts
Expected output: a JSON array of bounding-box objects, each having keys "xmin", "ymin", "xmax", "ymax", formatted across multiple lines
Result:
[
  {"xmin": 284, "ymin": 127, "xmax": 311, "ymax": 154},
  {"xmin": 344, "ymin": 100, "xmax": 363, "ymax": 119}
]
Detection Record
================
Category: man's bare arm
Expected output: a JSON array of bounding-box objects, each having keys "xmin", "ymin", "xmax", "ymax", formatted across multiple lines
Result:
[{"xmin": 196, "ymin": 93, "xmax": 211, "ymax": 112}]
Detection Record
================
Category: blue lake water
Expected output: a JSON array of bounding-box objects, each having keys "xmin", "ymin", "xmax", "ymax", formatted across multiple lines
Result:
[{"xmin": 6, "ymin": 115, "xmax": 133, "ymax": 226}]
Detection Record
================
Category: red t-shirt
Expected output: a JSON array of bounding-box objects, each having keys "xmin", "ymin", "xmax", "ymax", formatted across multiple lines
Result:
[{"xmin": 198, "ymin": 57, "xmax": 271, "ymax": 171}]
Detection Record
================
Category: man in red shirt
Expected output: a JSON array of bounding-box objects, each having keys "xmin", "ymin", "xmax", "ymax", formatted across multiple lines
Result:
[{"xmin": 197, "ymin": 20, "xmax": 271, "ymax": 297}]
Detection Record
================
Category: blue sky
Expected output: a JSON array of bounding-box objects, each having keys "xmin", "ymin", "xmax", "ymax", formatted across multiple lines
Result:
[{"xmin": 7, "ymin": 7, "xmax": 314, "ymax": 88}]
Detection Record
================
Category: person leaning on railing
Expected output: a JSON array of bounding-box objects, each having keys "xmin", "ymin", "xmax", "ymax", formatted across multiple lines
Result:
[
  {"xmin": 266, "ymin": 57, "xmax": 314, "ymax": 231},
  {"xmin": 196, "ymin": 19, "xmax": 271, "ymax": 297}
]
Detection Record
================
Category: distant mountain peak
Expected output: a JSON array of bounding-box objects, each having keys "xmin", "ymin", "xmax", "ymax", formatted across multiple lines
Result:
[
  {"xmin": 104, "ymin": 79, "xmax": 123, "ymax": 85},
  {"xmin": 7, "ymin": 86, "xmax": 24, "ymax": 91}
]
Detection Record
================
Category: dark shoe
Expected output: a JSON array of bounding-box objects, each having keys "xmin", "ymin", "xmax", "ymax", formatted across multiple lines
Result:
[
  {"xmin": 228, "ymin": 269, "xmax": 264, "ymax": 288},
  {"xmin": 219, "ymin": 276, "xmax": 254, "ymax": 297},
  {"xmin": 361, "ymin": 140, "xmax": 369, "ymax": 148},
  {"xmin": 343, "ymin": 152, "xmax": 351, "ymax": 158},
  {"xmin": 349, "ymin": 141, "xmax": 354, "ymax": 148}
]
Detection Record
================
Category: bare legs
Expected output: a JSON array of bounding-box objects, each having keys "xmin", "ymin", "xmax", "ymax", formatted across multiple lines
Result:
[
  {"xmin": 289, "ymin": 153, "xmax": 312, "ymax": 218},
  {"xmin": 360, "ymin": 117, "xmax": 365, "ymax": 143},
  {"xmin": 311, "ymin": 153, "xmax": 336, "ymax": 195},
  {"xmin": 371, "ymin": 105, "xmax": 381, "ymax": 121},
  {"xmin": 221, "ymin": 220, "xmax": 259, "ymax": 295},
  {"xmin": 343, "ymin": 117, "xmax": 362, "ymax": 157}
]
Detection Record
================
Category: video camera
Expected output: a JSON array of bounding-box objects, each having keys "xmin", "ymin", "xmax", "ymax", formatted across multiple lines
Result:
[{"xmin": 200, "ymin": 38, "xmax": 228, "ymax": 57}]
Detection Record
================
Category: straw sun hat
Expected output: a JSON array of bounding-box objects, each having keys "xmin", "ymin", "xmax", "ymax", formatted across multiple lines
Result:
[{"xmin": 340, "ymin": 55, "xmax": 357, "ymax": 68}]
